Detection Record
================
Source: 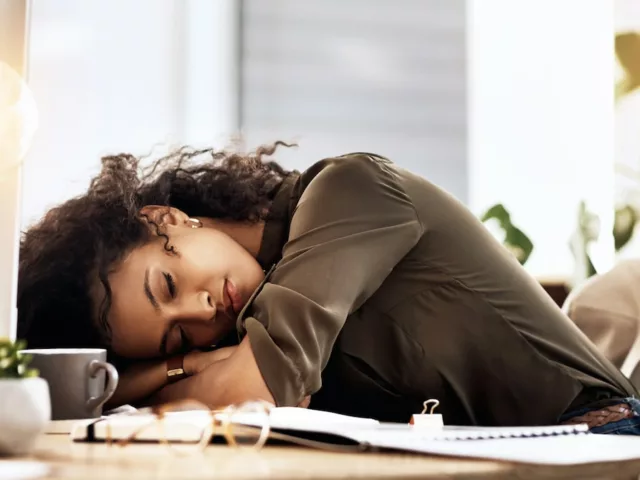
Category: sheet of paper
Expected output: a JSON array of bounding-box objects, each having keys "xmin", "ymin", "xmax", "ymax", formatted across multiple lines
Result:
[
  {"xmin": 367, "ymin": 432, "xmax": 640, "ymax": 465},
  {"xmin": 361, "ymin": 423, "xmax": 588, "ymax": 440}
]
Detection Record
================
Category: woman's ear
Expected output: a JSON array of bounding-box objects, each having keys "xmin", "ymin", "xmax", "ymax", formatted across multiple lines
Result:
[{"xmin": 139, "ymin": 205, "xmax": 190, "ymax": 228}]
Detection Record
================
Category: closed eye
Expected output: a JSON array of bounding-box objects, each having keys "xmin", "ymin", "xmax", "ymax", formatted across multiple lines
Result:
[{"xmin": 164, "ymin": 272, "xmax": 176, "ymax": 298}]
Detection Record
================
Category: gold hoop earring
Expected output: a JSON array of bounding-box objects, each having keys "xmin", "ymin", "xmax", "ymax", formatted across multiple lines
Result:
[{"xmin": 187, "ymin": 218, "xmax": 203, "ymax": 229}]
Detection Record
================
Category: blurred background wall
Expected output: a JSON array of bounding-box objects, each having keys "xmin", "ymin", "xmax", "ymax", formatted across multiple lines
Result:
[
  {"xmin": 613, "ymin": 1, "xmax": 640, "ymax": 260},
  {"xmin": 17, "ymin": 0, "xmax": 620, "ymax": 284}
]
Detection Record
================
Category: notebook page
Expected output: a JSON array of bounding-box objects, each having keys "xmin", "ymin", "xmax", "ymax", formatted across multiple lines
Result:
[
  {"xmin": 369, "ymin": 433, "xmax": 640, "ymax": 465},
  {"xmin": 408, "ymin": 424, "xmax": 588, "ymax": 440},
  {"xmin": 352, "ymin": 423, "xmax": 588, "ymax": 443},
  {"xmin": 72, "ymin": 411, "xmax": 213, "ymax": 443},
  {"xmin": 234, "ymin": 407, "xmax": 379, "ymax": 430}
]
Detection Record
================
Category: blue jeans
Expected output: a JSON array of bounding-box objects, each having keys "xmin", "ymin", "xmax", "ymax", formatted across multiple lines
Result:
[{"xmin": 560, "ymin": 397, "xmax": 640, "ymax": 435}]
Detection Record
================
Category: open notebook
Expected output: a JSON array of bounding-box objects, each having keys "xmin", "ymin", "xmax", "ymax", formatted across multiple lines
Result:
[
  {"xmin": 71, "ymin": 407, "xmax": 591, "ymax": 454},
  {"xmin": 68, "ymin": 407, "xmax": 640, "ymax": 466}
]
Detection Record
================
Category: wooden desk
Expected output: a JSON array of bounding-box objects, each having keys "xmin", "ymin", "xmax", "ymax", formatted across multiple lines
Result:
[{"xmin": 3, "ymin": 434, "xmax": 640, "ymax": 480}]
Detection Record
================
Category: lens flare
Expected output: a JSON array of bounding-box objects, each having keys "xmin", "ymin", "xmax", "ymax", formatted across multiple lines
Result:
[{"xmin": 0, "ymin": 62, "xmax": 38, "ymax": 173}]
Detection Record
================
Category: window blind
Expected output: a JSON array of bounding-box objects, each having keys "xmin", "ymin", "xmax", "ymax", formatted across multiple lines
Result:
[{"xmin": 240, "ymin": 0, "xmax": 468, "ymax": 201}]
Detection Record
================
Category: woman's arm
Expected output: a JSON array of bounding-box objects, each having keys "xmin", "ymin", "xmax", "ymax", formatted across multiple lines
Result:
[
  {"xmin": 144, "ymin": 336, "xmax": 274, "ymax": 408},
  {"xmin": 106, "ymin": 347, "xmax": 236, "ymax": 408},
  {"xmin": 107, "ymin": 359, "xmax": 168, "ymax": 409},
  {"xmin": 142, "ymin": 336, "xmax": 311, "ymax": 409}
]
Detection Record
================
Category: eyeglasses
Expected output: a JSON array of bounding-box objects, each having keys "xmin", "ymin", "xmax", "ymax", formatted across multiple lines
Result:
[{"xmin": 103, "ymin": 399, "xmax": 273, "ymax": 455}]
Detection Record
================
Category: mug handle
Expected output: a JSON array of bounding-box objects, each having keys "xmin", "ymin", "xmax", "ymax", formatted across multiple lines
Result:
[{"xmin": 86, "ymin": 360, "xmax": 119, "ymax": 413}]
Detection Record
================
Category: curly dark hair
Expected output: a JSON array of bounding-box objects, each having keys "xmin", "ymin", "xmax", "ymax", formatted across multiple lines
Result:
[{"xmin": 17, "ymin": 142, "xmax": 292, "ymax": 351}]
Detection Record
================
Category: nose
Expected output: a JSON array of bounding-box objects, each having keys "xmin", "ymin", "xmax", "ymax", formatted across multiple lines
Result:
[{"xmin": 176, "ymin": 291, "xmax": 216, "ymax": 323}]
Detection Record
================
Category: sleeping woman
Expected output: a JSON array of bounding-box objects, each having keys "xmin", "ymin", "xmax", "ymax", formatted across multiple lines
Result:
[{"xmin": 17, "ymin": 144, "xmax": 639, "ymax": 434}]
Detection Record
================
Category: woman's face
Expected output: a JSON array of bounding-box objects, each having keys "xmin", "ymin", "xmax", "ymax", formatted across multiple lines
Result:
[{"xmin": 100, "ymin": 209, "xmax": 265, "ymax": 359}]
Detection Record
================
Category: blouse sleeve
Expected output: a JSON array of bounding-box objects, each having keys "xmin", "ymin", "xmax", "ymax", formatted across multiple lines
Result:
[{"xmin": 239, "ymin": 154, "xmax": 424, "ymax": 406}]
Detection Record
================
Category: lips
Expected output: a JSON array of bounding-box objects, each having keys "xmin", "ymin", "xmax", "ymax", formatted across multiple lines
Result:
[{"xmin": 224, "ymin": 279, "xmax": 242, "ymax": 317}]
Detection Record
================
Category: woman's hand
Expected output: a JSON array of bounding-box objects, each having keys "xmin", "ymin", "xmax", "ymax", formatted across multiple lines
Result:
[
  {"xmin": 184, "ymin": 346, "xmax": 237, "ymax": 376},
  {"xmin": 148, "ymin": 336, "xmax": 275, "ymax": 408},
  {"xmin": 106, "ymin": 346, "xmax": 239, "ymax": 409},
  {"xmin": 186, "ymin": 346, "xmax": 311, "ymax": 408}
]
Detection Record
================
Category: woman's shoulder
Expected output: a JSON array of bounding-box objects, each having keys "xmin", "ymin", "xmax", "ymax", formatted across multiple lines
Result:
[
  {"xmin": 306, "ymin": 152, "xmax": 393, "ymax": 171},
  {"xmin": 299, "ymin": 152, "xmax": 399, "ymax": 194}
]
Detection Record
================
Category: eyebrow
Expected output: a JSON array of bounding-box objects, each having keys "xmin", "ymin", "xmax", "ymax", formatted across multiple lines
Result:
[{"xmin": 144, "ymin": 268, "xmax": 160, "ymax": 311}]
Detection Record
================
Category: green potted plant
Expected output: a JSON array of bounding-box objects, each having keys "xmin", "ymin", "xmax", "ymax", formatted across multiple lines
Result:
[
  {"xmin": 480, "ymin": 203, "xmax": 533, "ymax": 266},
  {"xmin": 0, "ymin": 338, "xmax": 50, "ymax": 456}
]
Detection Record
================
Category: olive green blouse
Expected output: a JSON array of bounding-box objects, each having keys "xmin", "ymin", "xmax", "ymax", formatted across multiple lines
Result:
[{"xmin": 236, "ymin": 153, "xmax": 636, "ymax": 426}]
